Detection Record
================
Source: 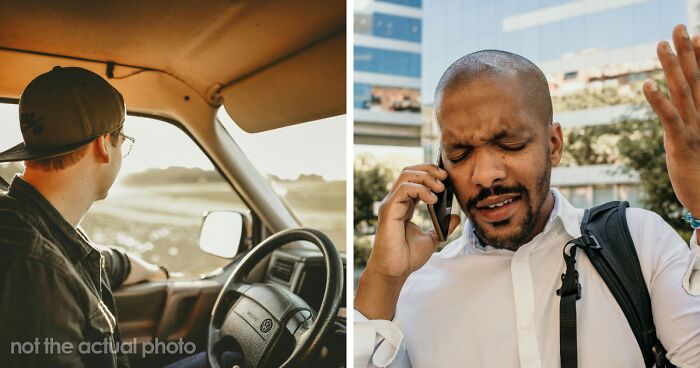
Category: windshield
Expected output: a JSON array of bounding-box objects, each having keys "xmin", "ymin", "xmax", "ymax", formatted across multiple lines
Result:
[
  {"xmin": 0, "ymin": 103, "xmax": 346, "ymax": 280},
  {"xmin": 217, "ymin": 109, "xmax": 347, "ymax": 252}
]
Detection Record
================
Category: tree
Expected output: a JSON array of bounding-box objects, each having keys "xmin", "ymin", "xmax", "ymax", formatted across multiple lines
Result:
[
  {"xmin": 353, "ymin": 155, "xmax": 391, "ymax": 233},
  {"xmin": 616, "ymin": 115, "xmax": 692, "ymax": 241},
  {"xmin": 561, "ymin": 124, "xmax": 623, "ymax": 166},
  {"xmin": 562, "ymin": 78, "xmax": 691, "ymax": 241}
]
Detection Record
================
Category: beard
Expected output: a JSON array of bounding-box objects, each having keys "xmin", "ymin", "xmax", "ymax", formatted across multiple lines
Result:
[{"xmin": 465, "ymin": 155, "xmax": 552, "ymax": 251}]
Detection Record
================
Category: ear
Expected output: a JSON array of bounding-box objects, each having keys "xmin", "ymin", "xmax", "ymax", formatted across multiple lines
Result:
[
  {"xmin": 549, "ymin": 122, "xmax": 563, "ymax": 166},
  {"xmin": 94, "ymin": 135, "xmax": 111, "ymax": 163}
]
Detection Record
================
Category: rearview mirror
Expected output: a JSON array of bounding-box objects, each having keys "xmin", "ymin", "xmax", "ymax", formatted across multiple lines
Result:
[{"xmin": 199, "ymin": 210, "xmax": 248, "ymax": 259}]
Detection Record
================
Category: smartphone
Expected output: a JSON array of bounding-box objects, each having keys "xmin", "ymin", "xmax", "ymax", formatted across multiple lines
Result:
[{"xmin": 427, "ymin": 151, "xmax": 454, "ymax": 242}]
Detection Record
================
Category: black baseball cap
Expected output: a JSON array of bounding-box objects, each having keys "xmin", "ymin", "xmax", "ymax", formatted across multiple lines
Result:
[{"xmin": 0, "ymin": 66, "xmax": 126, "ymax": 163}]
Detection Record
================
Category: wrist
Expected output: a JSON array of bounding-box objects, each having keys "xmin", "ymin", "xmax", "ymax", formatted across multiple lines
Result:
[
  {"xmin": 354, "ymin": 269, "xmax": 406, "ymax": 320},
  {"xmin": 147, "ymin": 264, "xmax": 169, "ymax": 281},
  {"xmin": 363, "ymin": 261, "xmax": 409, "ymax": 284},
  {"xmin": 685, "ymin": 210, "xmax": 700, "ymax": 229}
]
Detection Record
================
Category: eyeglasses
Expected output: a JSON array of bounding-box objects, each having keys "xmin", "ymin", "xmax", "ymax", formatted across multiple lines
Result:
[{"xmin": 119, "ymin": 133, "xmax": 135, "ymax": 158}]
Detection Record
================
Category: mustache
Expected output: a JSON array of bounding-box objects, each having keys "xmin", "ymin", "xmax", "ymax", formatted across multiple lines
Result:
[{"xmin": 466, "ymin": 184, "xmax": 528, "ymax": 209}]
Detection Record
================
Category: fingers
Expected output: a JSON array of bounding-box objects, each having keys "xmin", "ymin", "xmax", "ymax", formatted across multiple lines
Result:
[
  {"xmin": 402, "ymin": 163, "xmax": 447, "ymax": 179},
  {"xmin": 403, "ymin": 164, "xmax": 448, "ymax": 180},
  {"xmin": 672, "ymin": 24, "xmax": 700, "ymax": 110},
  {"xmin": 383, "ymin": 163, "xmax": 448, "ymax": 222},
  {"xmin": 644, "ymin": 80, "xmax": 683, "ymax": 136},
  {"xmin": 693, "ymin": 35, "xmax": 700, "ymax": 69},
  {"xmin": 392, "ymin": 182, "xmax": 438, "ymax": 206},
  {"xmin": 380, "ymin": 182, "xmax": 438, "ymax": 222},
  {"xmin": 392, "ymin": 169, "xmax": 446, "ymax": 193},
  {"xmin": 658, "ymin": 39, "xmax": 697, "ymax": 123}
]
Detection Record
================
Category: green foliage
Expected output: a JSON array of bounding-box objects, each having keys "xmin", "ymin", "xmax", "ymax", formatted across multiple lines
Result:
[
  {"xmin": 353, "ymin": 155, "xmax": 391, "ymax": 232},
  {"xmin": 353, "ymin": 235, "xmax": 373, "ymax": 268},
  {"xmin": 552, "ymin": 84, "xmax": 647, "ymax": 112},
  {"xmin": 562, "ymin": 78, "xmax": 691, "ymax": 240},
  {"xmin": 561, "ymin": 124, "xmax": 623, "ymax": 166},
  {"xmin": 616, "ymin": 117, "xmax": 692, "ymax": 241}
]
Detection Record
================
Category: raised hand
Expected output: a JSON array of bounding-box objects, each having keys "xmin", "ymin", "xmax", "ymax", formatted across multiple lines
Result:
[
  {"xmin": 354, "ymin": 164, "xmax": 460, "ymax": 320},
  {"xmin": 643, "ymin": 24, "xmax": 700, "ymax": 219}
]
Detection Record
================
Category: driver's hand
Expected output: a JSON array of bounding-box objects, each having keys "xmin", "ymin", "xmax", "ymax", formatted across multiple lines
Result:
[{"xmin": 354, "ymin": 164, "xmax": 460, "ymax": 320}]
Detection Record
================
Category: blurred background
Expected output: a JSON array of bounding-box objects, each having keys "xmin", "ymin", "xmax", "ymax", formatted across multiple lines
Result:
[{"xmin": 353, "ymin": 0, "xmax": 696, "ymax": 282}]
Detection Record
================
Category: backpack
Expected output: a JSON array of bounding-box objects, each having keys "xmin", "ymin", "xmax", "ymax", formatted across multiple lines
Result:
[{"xmin": 557, "ymin": 201, "xmax": 674, "ymax": 367}]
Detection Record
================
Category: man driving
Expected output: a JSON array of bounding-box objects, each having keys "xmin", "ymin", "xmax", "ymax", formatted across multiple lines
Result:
[
  {"xmin": 0, "ymin": 67, "xmax": 239, "ymax": 367},
  {"xmin": 354, "ymin": 25, "xmax": 700, "ymax": 367}
]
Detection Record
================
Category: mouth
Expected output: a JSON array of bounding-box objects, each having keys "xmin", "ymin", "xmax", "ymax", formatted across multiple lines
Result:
[{"xmin": 473, "ymin": 194, "xmax": 522, "ymax": 223}]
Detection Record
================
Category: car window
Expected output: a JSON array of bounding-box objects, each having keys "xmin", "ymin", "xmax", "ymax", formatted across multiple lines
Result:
[
  {"xmin": 0, "ymin": 103, "xmax": 244, "ymax": 279},
  {"xmin": 218, "ymin": 109, "xmax": 347, "ymax": 252}
]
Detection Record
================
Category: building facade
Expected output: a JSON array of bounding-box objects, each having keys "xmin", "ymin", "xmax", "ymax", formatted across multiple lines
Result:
[
  {"xmin": 421, "ymin": 0, "xmax": 691, "ymax": 208},
  {"xmin": 354, "ymin": 0, "xmax": 424, "ymax": 147}
]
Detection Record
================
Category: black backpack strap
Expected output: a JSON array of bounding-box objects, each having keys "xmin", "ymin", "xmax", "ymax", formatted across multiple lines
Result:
[
  {"xmin": 557, "ymin": 238, "xmax": 582, "ymax": 367},
  {"xmin": 558, "ymin": 201, "xmax": 674, "ymax": 368}
]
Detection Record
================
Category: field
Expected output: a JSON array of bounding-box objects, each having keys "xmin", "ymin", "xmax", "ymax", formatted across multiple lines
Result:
[
  {"xmin": 2, "ymin": 164, "xmax": 345, "ymax": 279},
  {"xmin": 77, "ymin": 179, "xmax": 345, "ymax": 279}
]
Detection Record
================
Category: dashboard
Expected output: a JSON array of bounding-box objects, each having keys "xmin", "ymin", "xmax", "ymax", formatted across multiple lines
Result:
[{"xmin": 265, "ymin": 248, "xmax": 347, "ymax": 315}]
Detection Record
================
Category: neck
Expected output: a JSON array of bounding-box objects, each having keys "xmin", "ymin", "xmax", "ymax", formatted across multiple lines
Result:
[
  {"xmin": 22, "ymin": 169, "xmax": 96, "ymax": 227},
  {"xmin": 522, "ymin": 190, "xmax": 556, "ymax": 245}
]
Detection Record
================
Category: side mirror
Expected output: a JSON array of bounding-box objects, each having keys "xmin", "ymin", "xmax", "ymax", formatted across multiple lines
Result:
[{"xmin": 199, "ymin": 210, "xmax": 249, "ymax": 259}]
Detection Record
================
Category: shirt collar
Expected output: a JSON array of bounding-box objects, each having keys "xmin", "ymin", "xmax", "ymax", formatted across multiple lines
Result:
[
  {"xmin": 7, "ymin": 175, "xmax": 93, "ymax": 261},
  {"xmin": 438, "ymin": 188, "xmax": 583, "ymax": 258}
]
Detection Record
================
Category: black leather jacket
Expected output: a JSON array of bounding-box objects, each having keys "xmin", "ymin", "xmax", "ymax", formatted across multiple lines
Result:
[{"xmin": 0, "ymin": 176, "xmax": 131, "ymax": 367}]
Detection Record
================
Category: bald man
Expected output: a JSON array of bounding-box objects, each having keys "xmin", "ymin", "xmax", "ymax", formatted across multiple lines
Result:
[{"xmin": 354, "ymin": 26, "xmax": 700, "ymax": 368}]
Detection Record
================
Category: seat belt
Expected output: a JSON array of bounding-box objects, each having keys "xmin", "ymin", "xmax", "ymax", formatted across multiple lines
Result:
[{"xmin": 557, "ymin": 201, "xmax": 674, "ymax": 368}]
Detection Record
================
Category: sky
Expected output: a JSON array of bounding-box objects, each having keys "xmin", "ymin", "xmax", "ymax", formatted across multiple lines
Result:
[
  {"xmin": 422, "ymin": 0, "xmax": 688, "ymax": 103},
  {"xmin": 218, "ymin": 110, "xmax": 347, "ymax": 181},
  {"xmin": 0, "ymin": 103, "xmax": 347, "ymax": 181}
]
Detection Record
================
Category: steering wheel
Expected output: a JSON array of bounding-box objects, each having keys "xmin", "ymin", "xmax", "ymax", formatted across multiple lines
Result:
[{"xmin": 207, "ymin": 228, "xmax": 343, "ymax": 368}]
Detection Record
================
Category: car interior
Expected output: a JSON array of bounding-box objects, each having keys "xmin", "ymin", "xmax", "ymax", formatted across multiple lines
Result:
[{"xmin": 0, "ymin": 1, "xmax": 346, "ymax": 367}]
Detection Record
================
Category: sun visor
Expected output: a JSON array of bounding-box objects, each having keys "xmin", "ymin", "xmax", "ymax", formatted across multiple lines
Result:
[{"xmin": 221, "ymin": 31, "xmax": 346, "ymax": 133}]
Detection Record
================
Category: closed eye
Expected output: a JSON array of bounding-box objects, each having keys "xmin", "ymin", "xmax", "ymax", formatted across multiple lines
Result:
[
  {"xmin": 446, "ymin": 148, "xmax": 472, "ymax": 163},
  {"xmin": 500, "ymin": 143, "xmax": 527, "ymax": 152}
]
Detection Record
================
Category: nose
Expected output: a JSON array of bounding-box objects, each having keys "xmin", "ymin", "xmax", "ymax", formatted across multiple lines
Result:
[{"xmin": 470, "ymin": 149, "xmax": 506, "ymax": 188}]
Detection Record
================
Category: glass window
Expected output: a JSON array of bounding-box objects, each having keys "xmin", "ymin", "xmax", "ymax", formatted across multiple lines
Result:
[
  {"xmin": 0, "ymin": 104, "xmax": 22, "ymax": 182},
  {"xmin": 593, "ymin": 184, "xmax": 615, "ymax": 205},
  {"xmin": 377, "ymin": 0, "xmax": 421, "ymax": 8},
  {"xmin": 354, "ymin": 46, "xmax": 421, "ymax": 78},
  {"xmin": 355, "ymin": 83, "xmax": 373, "ymax": 109},
  {"xmin": 218, "ymin": 110, "xmax": 346, "ymax": 253},
  {"xmin": 0, "ymin": 103, "xmax": 244, "ymax": 279},
  {"xmin": 563, "ymin": 71, "xmax": 578, "ymax": 80},
  {"xmin": 618, "ymin": 184, "xmax": 641, "ymax": 207},
  {"xmin": 569, "ymin": 186, "xmax": 591, "ymax": 208},
  {"xmin": 355, "ymin": 13, "xmax": 373, "ymax": 35},
  {"xmin": 354, "ymin": 84, "xmax": 421, "ymax": 112},
  {"xmin": 373, "ymin": 13, "xmax": 421, "ymax": 43}
]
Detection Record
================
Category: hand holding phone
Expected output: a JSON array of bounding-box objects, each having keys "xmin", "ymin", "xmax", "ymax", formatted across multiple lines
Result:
[
  {"xmin": 356, "ymin": 159, "xmax": 459, "ymax": 320},
  {"xmin": 427, "ymin": 152, "xmax": 455, "ymax": 242}
]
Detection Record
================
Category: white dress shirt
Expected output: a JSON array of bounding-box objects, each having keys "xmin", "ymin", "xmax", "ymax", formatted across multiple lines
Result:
[{"xmin": 354, "ymin": 189, "xmax": 700, "ymax": 368}]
